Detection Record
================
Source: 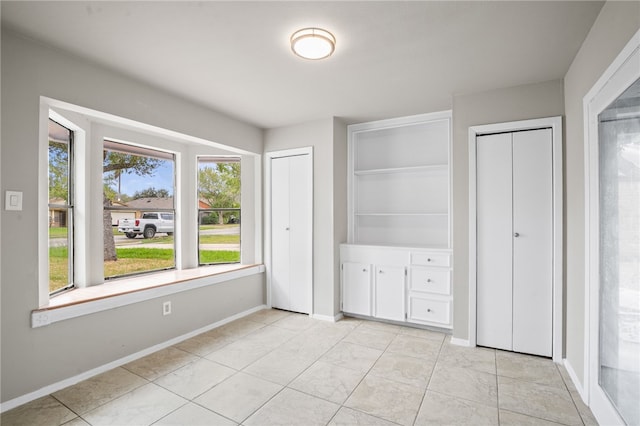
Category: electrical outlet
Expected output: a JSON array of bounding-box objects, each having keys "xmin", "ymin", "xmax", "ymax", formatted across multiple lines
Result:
[{"xmin": 163, "ymin": 301, "xmax": 172, "ymax": 316}]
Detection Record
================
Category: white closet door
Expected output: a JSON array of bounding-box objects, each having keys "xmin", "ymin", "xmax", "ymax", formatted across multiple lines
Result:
[
  {"xmin": 287, "ymin": 154, "xmax": 312, "ymax": 314},
  {"xmin": 270, "ymin": 154, "xmax": 312, "ymax": 314},
  {"xmin": 271, "ymin": 156, "xmax": 291, "ymax": 311},
  {"xmin": 512, "ymin": 129, "xmax": 553, "ymax": 357},
  {"xmin": 476, "ymin": 129, "xmax": 554, "ymax": 357},
  {"xmin": 476, "ymin": 133, "xmax": 513, "ymax": 351}
]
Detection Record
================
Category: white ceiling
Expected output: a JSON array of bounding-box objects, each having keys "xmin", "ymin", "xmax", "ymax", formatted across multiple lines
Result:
[{"xmin": 1, "ymin": 1, "xmax": 603, "ymax": 129}]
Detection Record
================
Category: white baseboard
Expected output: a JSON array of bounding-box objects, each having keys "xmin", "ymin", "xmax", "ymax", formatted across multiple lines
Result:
[
  {"xmin": 450, "ymin": 337, "xmax": 471, "ymax": 347},
  {"xmin": 311, "ymin": 312, "xmax": 344, "ymax": 322},
  {"xmin": 563, "ymin": 358, "xmax": 588, "ymax": 403},
  {"xmin": 0, "ymin": 304, "xmax": 267, "ymax": 414}
]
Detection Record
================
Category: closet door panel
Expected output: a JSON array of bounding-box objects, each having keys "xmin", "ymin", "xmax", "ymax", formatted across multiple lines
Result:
[
  {"xmin": 271, "ymin": 157, "xmax": 291, "ymax": 310},
  {"xmin": 476, "ymin": 133, "xmax": 513, "ymax": 351},
  {"xmin": 512, "ymin": 129, "xmax": 553, "ymax": 357},
  {"xmin": 288, "ymin": 154, "xmax": 312, "ymax": 314}
]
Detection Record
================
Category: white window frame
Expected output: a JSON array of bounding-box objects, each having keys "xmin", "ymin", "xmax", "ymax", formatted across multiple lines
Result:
[
  {"xmin": 197, "ymin": 155, "xmax": 242, "ymax": 266},
  {"xmin": 583, "ymin": 28, "xmax": 640, "ymax": 426},
  {"xmin": 36, "ymin": 97, "xmax": 262, "ymax": 325}
]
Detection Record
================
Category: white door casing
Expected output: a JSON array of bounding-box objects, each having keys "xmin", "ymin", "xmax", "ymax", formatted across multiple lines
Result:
[
  {"xmin": 475, "ymin": 129, "xmax": 553, "ymax": 357},
  {"xmin": 469, "ymin": 116, "xmax": 563, "ymax": 362},
  {"xmin": 265, "ymin": 148, "xmax": 313, "ymax": 315},
  {"xmin": 583, "ymin": 28, "xmax": 640, "ymax": 426}
]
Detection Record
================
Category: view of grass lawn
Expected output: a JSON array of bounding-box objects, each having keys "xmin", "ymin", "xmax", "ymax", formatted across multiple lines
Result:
[
  {"xmin": 49, "ymin": 227, "xmax": 68, "ymax": 239},
  {"xmin": 49, "ymin": 246, "xmax": 69, "ymax": 293},
  {"xmin": 200, "ymin": 250, "xmax": 240, "ymax": 264},
  {"xmin": 104, "ymin": 248, "xmax": 175, "ymax": 279},
  {"xmin": 50, "ymin": 246, "xmax": 240, "ymax": 292}
]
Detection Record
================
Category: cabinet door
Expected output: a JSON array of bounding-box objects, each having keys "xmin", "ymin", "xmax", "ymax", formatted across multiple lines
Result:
[
  {"xmin": 408, "ymin": 295, "xmax": 451, "ymax": 326},
  {"xmin": 342, "ymin": 262, "xmax": 371, "ymax": 316},
  {"xmin": 374, "ymin": 265, "xmax": 405, "ymax": 321}
]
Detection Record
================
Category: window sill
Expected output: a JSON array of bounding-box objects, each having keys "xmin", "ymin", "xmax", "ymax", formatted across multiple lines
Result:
[{"xmin": 32, "ymin": 264, "xmax": 265, "ymax": 328}]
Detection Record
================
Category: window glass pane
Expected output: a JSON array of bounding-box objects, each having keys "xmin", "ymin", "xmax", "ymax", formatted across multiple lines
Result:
[
  {"xmin": 598, "ymin": 77, "xmax": 640, "ymax": 426},
  {"xmin": 103, "ymin": 140, "xmax": 175, "ymax": 279},
  {"xmin": 48, "ymin": 119, "xmax": 73, "ymax": 294},
  {"xmin": 198, "ymin": 158, "xmax": 241, "ymax": 265}
]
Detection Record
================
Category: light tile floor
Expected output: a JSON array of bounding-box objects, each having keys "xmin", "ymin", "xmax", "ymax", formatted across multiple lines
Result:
[{"xmin": 1, "ymin": 309, "xmax": 599, "ymax": 426}]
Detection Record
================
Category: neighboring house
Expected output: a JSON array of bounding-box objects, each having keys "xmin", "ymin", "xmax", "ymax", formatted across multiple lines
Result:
[
  {"xmin": 125, "ymin": 197, "xmax": 175, "ymax": 218},
  {"xmin": 48, "ymin": 197, "xmax": 67, "ymax": 228},
  {"xmin": 109, "ymin": 200, "xmax": 135, "ymax": 227}
]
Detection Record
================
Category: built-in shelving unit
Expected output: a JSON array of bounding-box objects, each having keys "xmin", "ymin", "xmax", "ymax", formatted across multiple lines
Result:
[
  {"xmin": 348, "ymin": 111, "xmax": 452, "ymax": 248},
  {"xmin": 342, "ymin": 111, "xmax": 453, "ymax": 329}
]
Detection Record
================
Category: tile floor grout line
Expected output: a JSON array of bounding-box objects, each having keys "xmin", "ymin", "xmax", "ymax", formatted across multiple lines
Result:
[
  {"xmin": 1, "ymin": 311, "xmax": 599, "ymax": 426},
  {"xmin": 226, "ymin": 315, "xmax": 320, "ymax": 425},
  {"xmin": 333, "ymin": 323, "xmax": 407, "ymax": 426},
  {"xmin": 410, "ymin": 334, "xmax": 447, "ymax": 426},
  {"xmin": 554, "ymin": 362, "xmax": 588, "ymax": 426},
  {"xmin": 495, "ymin": 348, "xmax": 502, "ymax": 425}
]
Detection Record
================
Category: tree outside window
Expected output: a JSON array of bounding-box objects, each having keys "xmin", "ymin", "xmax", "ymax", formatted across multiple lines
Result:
[{"xmin": 198, "ymin": 157, "xmax": 241, "ymax": 265}]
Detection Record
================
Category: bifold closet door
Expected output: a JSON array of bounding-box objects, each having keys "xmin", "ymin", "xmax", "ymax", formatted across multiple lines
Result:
[
  {"xmin": 476, "ymin": 129, "xmax": 553, "ymax": 357},
  {"xmin": 271, "ymin": 154, "xmax": 311, "ymax": 314},
  {"xmin": 511, "ymin": 129, "xmax": 553, "ymax": 357},
  {"xmin": 477, "ymin": 133, "xmax": 514, "ymax": 352}
]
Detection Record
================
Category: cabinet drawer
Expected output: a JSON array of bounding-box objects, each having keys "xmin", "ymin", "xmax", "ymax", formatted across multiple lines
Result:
[
  {"xmin": 411, "ymin": 252, "xmax": 451, "ymax": 267},
  {"xmin": 410, "ymin": 268, "xmax": 451, "ymax": 295},
  {"xmin": 409, "ymin": 297, "xmax": 451, "ymax": 326}
]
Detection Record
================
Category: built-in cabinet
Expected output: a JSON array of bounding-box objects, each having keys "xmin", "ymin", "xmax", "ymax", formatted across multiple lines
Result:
[{"xmin": 341, "ymin": 111, "xmax": 452, "ymax": 329}]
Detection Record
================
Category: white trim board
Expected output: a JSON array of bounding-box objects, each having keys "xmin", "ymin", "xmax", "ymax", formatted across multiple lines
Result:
[
  {"xmin": 1, "ymin": 305, "xmax": 268, "ymax": 414},
  {"xmin": 264, "ymin": 147, "xmax": 314, "ymax": 315},
  {"xmin": 583, "ymin": 28, "xmax": 640, "ymax": 426},
  {"xmin": 468, "ymin": 116, "xmax": 563, "ymax": 362}
]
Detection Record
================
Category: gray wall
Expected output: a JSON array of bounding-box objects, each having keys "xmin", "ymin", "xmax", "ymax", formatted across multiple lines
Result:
[
  {"xmin": 451, "ymin": 79, "xmax": 565, "ymax": 340},
  {"xmin": 332, "ymin": 118, "xmax": 348, "ymax": 315},
  {"xmin": 1, "ymin": 30, "xmax": 265, "ymax": 403},
  {"xmin": 563, "ymin": 1, "xmax": 640, "ymax": 388},
  {"xmin": 264, "ymin": 118, "xmax": 347, "ymax": 318}
]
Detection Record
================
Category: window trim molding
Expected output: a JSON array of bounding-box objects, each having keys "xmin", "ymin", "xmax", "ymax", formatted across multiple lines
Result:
[
  {"xmin": 583, "ymin": 27, "xmax": 640, "ymax": 425},
  {"xmin": 32, "ymin": 264, "xmax": 264, "ymax": 327},
  {"xmin": 39, "ymin": 97, "xmax": 262, "ymax": 309}
]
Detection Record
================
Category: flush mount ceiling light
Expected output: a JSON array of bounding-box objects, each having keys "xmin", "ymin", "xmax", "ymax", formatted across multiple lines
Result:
[{"xmin": 290, "ymin": 27, "xmax": 336, "ymax": 60}]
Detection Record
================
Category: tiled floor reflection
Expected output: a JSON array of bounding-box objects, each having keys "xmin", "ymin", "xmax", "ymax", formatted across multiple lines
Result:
[{"xmin": 1, "ymin": 309, "xmax": 598, "ymax": 425}]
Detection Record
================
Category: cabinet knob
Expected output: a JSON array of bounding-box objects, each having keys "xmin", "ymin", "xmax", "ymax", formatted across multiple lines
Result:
[
  {"xmin": 427, "ymin": 279, "xmax": 432, "ymax": 283},
  {"xmin": 427, "ymin": 258, "xmax": 432, "ymax": 262},
  {"xmin": 362, "ymin": 268, "xmax": 367, "ymax": 272},
  {"xmin": 285, "ymin": 227, "xmax": 290, "ymax": 231},
  {"xmin": 514, "ymin": 232, "xmax": 520, "ymax": 238},
  {"xmin": 427, "ymin": 308, "xmax": 432, "ymax": 313},
  {"xmin": 379, "ymin": 270, "xmax": 384, "ymax": 274}
]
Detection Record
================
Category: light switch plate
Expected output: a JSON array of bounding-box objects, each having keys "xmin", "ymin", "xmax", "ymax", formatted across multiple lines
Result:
[{"xmin": 5, "ymin": 190, "xmax": 23, "ymax": 211}]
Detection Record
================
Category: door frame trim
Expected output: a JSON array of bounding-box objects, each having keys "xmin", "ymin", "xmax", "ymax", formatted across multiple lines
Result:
[
  {"xmin": 468, "ymin": 116, "xmax": 563, "ymax": 362},
  {"xmin": 264, "ymin": 147, "xmax": 314, "ymax": 315},
  {"xmin": 583, "ymin": 28, "xmax": 640, "ymax": 425}
]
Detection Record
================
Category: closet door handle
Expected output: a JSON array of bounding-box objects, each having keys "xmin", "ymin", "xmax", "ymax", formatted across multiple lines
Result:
[{"xmin": 514, "ymin": 232, "xmax": 520, "ymax": 238}]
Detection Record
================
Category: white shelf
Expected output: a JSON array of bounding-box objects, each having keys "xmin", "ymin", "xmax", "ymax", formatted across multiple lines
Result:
[
  {"xmin": 348, "ymin": 111, "xmax": 452, "ymax": 248},
  {"xmin": 354, "ymin": 164, "xmax": 447, "ymax": 176},
  {"xmin": 355, "ymin": 212, "xmax": 448, "ymax": 217}
]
